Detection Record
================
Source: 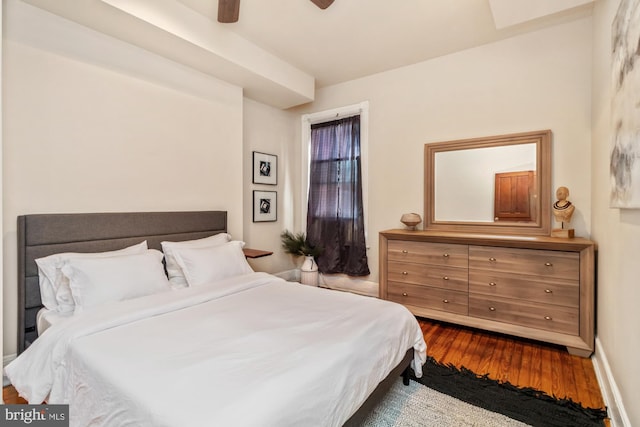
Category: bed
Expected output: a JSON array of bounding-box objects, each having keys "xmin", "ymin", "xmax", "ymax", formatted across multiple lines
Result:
[{"xmin": 7, "ymin": 211, "xmax": 427, "ymax": 427}]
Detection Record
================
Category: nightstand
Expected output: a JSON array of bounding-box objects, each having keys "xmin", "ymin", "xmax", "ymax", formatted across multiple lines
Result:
[{"xmin": 243, "ymin": 248, "xmax": 273, "ymax": 259}]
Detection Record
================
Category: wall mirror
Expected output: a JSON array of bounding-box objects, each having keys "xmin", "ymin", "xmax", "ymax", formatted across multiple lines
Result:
[{"xmin": 424, "ymin": 130, "xmax": 551, "ymax": 235}]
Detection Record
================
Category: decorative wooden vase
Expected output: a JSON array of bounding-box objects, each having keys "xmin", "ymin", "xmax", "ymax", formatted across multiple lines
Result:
[
  {"xmin": 300, "ymin": 255, "xmax": 319, "ymax": 286},
  {"xmin": 401, "ymin": 213, "xmax": 422, "ymax": 230}
]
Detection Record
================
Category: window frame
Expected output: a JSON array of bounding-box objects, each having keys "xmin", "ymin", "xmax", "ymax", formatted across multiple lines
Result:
[{"xmin": 301, "ymin": 101, "xmax": 369, "ymax": 246}]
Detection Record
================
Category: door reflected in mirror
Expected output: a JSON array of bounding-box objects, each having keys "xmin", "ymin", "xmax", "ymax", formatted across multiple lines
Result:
[
  {"xmin": 493, "ymin": 170, "xmax": 535, "ymax": 222},
  {"xmin": 425, "ymin": 130, "xmax": 551, "ymax": 236}
]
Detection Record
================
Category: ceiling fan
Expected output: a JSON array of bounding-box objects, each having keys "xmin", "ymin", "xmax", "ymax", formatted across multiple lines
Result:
[{"xmin": 218, "ymin": 0, "xmax": 335, "ymax": 23}]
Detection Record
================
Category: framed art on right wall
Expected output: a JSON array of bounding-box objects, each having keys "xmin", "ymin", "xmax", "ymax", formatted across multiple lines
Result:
[{"xmin": 610, "ymin": 0, "xmax": 640, "ymax": 208}]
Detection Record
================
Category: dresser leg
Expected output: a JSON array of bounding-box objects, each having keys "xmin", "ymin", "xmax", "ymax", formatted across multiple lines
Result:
[{"xmin": 566, "ymin": 346, "xmax": 593, "ymax": 358}]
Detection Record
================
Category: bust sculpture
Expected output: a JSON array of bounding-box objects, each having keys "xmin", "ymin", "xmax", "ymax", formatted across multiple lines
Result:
[
  {"xmin": 551, "ymin": 186, "xmax": 575, "ymax": 238},
  {"xmin": 553, "ymin": 186, "xmax": 575, "ymax": 223}
]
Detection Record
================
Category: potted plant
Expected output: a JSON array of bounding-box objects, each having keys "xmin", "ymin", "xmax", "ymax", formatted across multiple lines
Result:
[{"xmin": 280, "ymin": 230, "xmax": 322, "ymax": 286}]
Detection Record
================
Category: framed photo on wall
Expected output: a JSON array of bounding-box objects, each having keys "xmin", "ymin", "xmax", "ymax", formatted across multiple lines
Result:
[
  {"xmin": 253, "ymin": 151, "xmax": 277, "ymax": 185},
  {"xmin": 253, "ymin": 190, "xmax": 277, "ymax": 222}
]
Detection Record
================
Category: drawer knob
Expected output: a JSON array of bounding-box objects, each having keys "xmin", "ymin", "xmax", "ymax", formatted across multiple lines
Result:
[
  {"xmin": 545, "ymin": 262, "xmax": 553, "ymax": 267},
  {"xmin": 402, "ymin": 292, "xmax": 408, "ymax": 297},
  {"xmin": 443, "ymin": 253, "xmax": 450, "ymax": 258},
  {"xmin": 489, "ymin": 282, "xmax": 497, "ymax": 287},
  {"xmin": 402, "ymin": 250, "xmax": 409, "ymax": 254},
  {"xmin": 443, "ymin": 276, "xmax": 449, "ymax": 281},
  {"xmin": 443, "ymin": 299, "xmax": 449, "ymax": 303},
  {"xmin": 489, "ymin": 257, "xmax": 497, "ymax": 262},
  {"xmin": 544, "ymin": 316, "xmax": 552, "ymax": 320},
  {"xmin": 402, "ymin": 271, "xmax": 408, "ymax": 275},
  {"xmin": 489, "ymin": 307, "xmax": 496, "ymax": 311},
  {"xmin": 545, "ymin": 289, "xmax": 553, "ymax": 294}
]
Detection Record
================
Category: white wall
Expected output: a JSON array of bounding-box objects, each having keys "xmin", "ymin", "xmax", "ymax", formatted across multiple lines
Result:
[
  {"xmin": 2, "ymin": 40, "xmax": 243, "ymax": 357},
  {"xmin": 242, "ymin": 98, "xmax": 299, "ymax": 275},
  {"xmin": 291, "ymin": 17, "xmax": 593, "ymax": 283},
  {"xmin": 591, "ymin": 0, "xmax": 638, "ymax": 425}
]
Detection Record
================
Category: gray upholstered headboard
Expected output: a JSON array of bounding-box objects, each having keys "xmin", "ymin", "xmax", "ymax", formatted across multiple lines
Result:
[{"xmin": 17, "ymin": 211, "xmax": 227, "ymax": 354}]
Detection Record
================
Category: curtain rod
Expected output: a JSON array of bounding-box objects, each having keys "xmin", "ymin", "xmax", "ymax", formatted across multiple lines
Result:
[{"xmin": 302, "ymin": 101, "xmax": 368, "ymax": 125}]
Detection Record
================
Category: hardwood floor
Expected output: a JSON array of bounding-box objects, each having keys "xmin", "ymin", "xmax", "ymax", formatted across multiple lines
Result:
[
  {"xmin": 3, "ymin": 317, "xmax": 607, "ymax": 419},
  {"xmin": 3, "ymin": 383, "xmax": 26, "ymax": 404},
  {"xmin": 418, "ymin": 317, "xmax": 606, "ymax": 411}
]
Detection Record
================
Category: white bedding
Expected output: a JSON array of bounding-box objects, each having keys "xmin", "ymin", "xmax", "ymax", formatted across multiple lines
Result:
[
  {"xmin": 6, "ymin": 272, "xmax": 427, "ymax": 427},
  {"xmin": 36, "ymin": 308, "xmax": 72, "ymax": 335}
]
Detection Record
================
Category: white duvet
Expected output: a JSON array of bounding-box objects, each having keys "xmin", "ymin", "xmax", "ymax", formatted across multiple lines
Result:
[{"xmin": 6, "ymin": 272, "xmax": 427, "ymax": 427}]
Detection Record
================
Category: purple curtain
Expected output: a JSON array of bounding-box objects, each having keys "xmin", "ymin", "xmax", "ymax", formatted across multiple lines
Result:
[{"xmin": 307, "ymin": 116, "xmax": 370, "ymax": 276}]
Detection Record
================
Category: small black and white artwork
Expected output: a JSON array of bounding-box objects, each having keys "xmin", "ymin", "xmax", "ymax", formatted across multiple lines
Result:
[
  {"xmin": 611, "ymin": 0, "xmax": 640, "ymax": 208},
  {"xmin": 253, "ymin": 151, "xmax": 277, "ymax": 185},
  {"xmin": 253, "ymin": 190, "xmax": 277, "ymax": 222}
]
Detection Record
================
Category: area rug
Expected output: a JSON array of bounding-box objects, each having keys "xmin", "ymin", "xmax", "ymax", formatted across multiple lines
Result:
[
  {"xmin": 362, "ymin": 378, "xmax": 532, "ymax": 426},
  {"xmin": 362, "ymin": 356, "xmax": 607, "ymax": 427}
]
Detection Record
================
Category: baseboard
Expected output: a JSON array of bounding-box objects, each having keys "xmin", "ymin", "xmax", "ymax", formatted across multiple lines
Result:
[
  {"xmin": 273, "ymin": 269, "xmax": 298, "ymax": 282},
  {"xmin": 592, "ymin": 337, "xmax": 631, "ymax": 427},
  {"xmin": 318, "ymin": 274, "xmax": 378, "ymax": 297},
  {"xmin": 274, "ymin": 269, "xmax": 378, "ymax": 297}
]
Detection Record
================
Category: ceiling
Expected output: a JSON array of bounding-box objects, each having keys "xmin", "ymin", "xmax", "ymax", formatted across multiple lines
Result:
[
  {"xmin": 11, "ymin": 0, "xmax": 594, "ymax": 108},
  {"xmin": 175, "ymin": 0, "xmax": 594, "ymax": 87}
]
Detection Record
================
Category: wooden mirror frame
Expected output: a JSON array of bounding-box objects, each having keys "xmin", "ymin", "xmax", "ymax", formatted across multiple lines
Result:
[{"xmin": 424, "ymin": 130, "xmax": 552, "ymax": 236}]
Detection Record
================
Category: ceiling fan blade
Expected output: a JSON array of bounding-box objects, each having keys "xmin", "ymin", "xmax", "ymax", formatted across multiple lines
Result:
[
  {"xmin": 218, "ymin": 0, "xmax": 240, "ymax": 23},
  {"xmin": 310, "ymin": 0, "xmax": 335, "ymax": 10}
]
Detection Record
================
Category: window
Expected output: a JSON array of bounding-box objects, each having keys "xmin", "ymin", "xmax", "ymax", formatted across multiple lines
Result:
[{"xmin": 304, "ymin": 112, "xmax": 369, "ymax": 276}]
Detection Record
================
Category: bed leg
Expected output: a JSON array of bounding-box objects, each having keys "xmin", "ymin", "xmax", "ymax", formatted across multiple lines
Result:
[{"xmin": 402, "ymin": 367, "xmax": 410, "ymax": 386}]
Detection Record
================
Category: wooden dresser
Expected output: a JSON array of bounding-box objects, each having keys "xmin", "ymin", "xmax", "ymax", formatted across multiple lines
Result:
[{"xmin": 379, "ymin": 229, "xmax": 596, "ymax": 357}]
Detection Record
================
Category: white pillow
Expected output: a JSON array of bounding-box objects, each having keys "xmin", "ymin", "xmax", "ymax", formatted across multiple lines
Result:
[
  {"xmin": 61, "ymin": 249, "xmax": 170, "ymax": 313},
  {"xmin": 172, "ymin": 241, "xmax": 254, "ymax": 287},
  {"xmin": 35, "ymin": 241, "xmax": 148, "ymax": 312},
  {"xmin": 161, "ymin": 233, "xmax": 232, "ymax": 288}
]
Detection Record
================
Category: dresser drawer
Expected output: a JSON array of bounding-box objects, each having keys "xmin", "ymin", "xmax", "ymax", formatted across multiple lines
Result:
[
  {"xmin": 388, "ymin": 282, "xmax": 468, "ymax": 315},
  {"xmin": 388, "ymin": 261, "xmax": 468, "ymax": 292},
  {"xmin": 388, "ymin": 240, "xmax": 468, "ymax": 268},
  {"xmin": 469, "ymin": 246, "xmax": 579, "ymax": 280},
  {"xmin": 469, "ymin": 295, "xmax": 579, "ymax": 335},
  {"xmin": 469, "ymin": 271, "xmax": 579, "ymax": 307}
]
